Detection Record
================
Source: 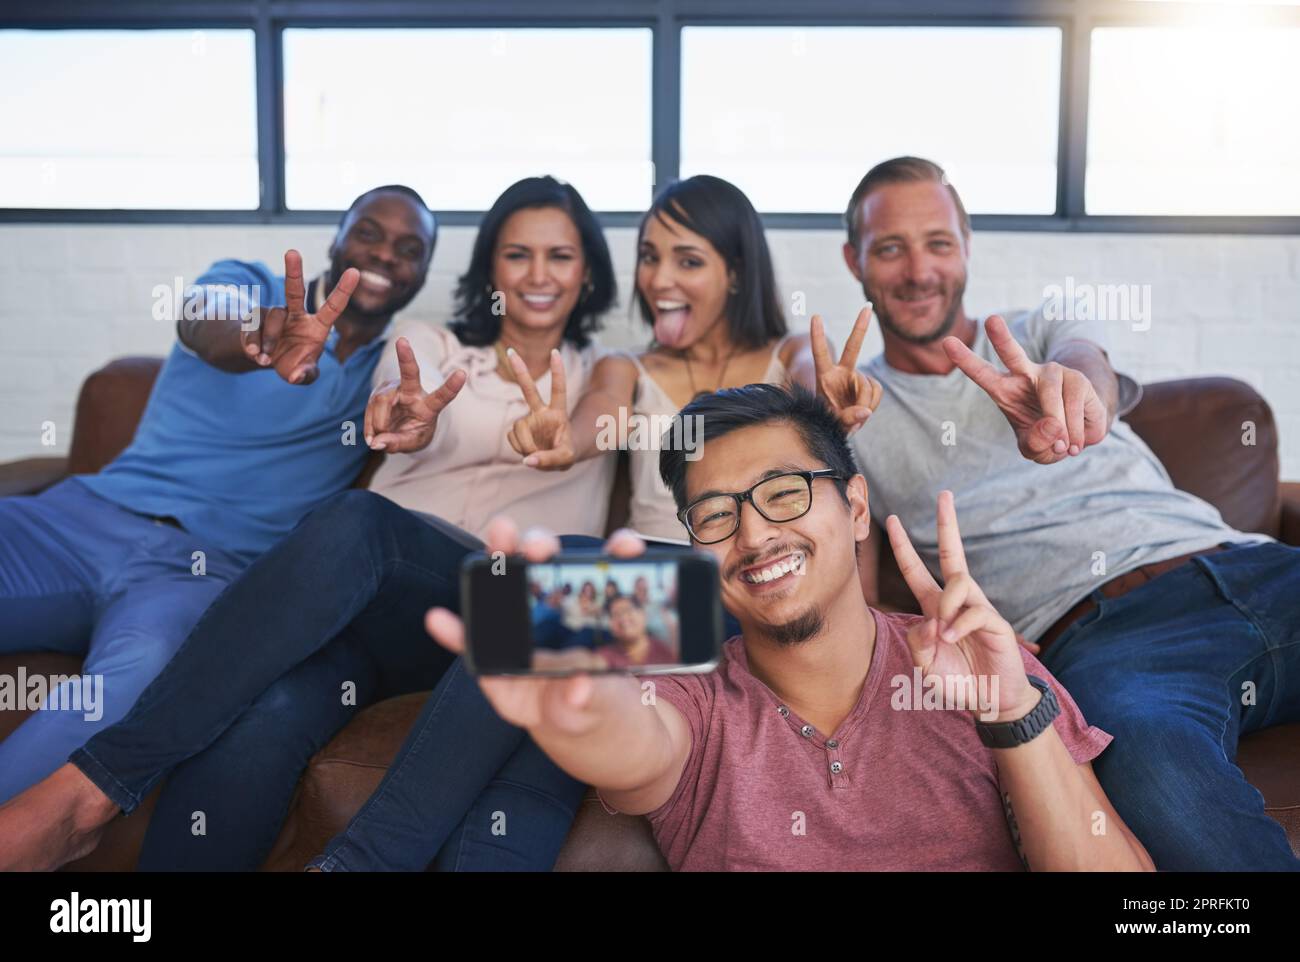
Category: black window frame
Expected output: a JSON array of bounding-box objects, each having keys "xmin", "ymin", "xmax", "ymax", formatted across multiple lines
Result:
[{"xmin": 3, "ymin": 0, "xmax": 1299, "ymax": 234}]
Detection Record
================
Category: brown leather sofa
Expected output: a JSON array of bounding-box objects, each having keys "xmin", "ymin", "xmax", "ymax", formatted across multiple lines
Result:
[{"xmin": 1, "ymin": 357, "xmax": 1297, "ymax": 871}]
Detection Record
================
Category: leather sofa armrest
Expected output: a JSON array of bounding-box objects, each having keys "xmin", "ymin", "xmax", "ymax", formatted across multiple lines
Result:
[
  {"xmin": 1279, "ymin": 482, "xmax": 1300, "ymax": 547},
  {"xmin": 0, "ymin": 456, "xmax": 69, "ymax": 498}
]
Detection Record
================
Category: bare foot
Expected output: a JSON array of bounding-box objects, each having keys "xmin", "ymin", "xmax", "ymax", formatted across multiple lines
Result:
[{"xmin": 0, "ymin": 764, "xmax": 119, "ymax": 870}]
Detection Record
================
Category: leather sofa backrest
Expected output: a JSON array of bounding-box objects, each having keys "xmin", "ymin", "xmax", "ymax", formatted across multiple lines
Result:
[
  {"xmin": 67, "ymin": 356, "xmax": 164, "ymax": 476},
  {"xmin": 1123, "ymin": 377, "xmax": 1280, "ymax": 537}
]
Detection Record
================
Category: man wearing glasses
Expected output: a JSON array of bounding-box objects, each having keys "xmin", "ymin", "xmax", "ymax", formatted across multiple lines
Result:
[{"xmin": 426, "ymin": 384, "xmax": 1153, "ymax": 871}]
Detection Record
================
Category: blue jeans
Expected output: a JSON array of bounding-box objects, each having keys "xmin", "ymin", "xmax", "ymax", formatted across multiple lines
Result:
[
  {"xmin": 0, "ymin": 478, "xmax": 243, "ymax": 802},
  {"xmin": 310, "ymin": 659, "xmax": 585, "ymax": 872},
  {"xmin": 71, "ymin": 489, "xmax": 579, "ymax": 870},
  {"xmin": 1041, "ymin": 541, "xmax": 1300, "ymax": 871}
]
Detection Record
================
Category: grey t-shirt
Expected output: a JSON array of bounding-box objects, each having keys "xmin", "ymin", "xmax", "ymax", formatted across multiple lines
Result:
[{"xmin": 853, "ymin": 306, "xmax": 1268, "ymax": 642}]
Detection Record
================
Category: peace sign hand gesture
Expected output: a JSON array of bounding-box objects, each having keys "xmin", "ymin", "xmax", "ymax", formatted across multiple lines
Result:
[
  {"xmin": 506, "ymin": 349, "xmax": 576, "ymax": 471},
  {"xmin": 885, "ymin": 491, "xmax": 1040, "ymax": 724},
  {"xmin": 810, "ymin": 306, "xmax": 883, "ymax": 436},
  {"xmin": 943, "ymin": 315, "xmax": 1109, "ymax": 464},
  {"xmin": 365, "ymin": 336, "xmax": 467, "ymax": 453},
  {"xmin": 242, "ymin": 249, "xmax": 360, "ymax": 385}
]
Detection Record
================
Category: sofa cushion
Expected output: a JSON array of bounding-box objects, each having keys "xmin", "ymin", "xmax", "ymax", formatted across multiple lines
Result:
[
  {"xmin": 67, "ymin": 357, "xmax": 164, "ymax": 476},
  {"xmin": 0, "ymin": 653, "xmax": 84, "ymax": 743}
]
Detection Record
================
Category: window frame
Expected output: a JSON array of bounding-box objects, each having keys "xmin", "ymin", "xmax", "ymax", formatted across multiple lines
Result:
[{"xmin": 2, "ymin": 0, "xmax": 1298, "ymax": 234}]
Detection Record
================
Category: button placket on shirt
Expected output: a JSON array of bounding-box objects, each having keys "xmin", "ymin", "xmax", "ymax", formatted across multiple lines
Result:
[{"xmin": 778, "ymin": 705, "xmax": 852, "ymax": 789}]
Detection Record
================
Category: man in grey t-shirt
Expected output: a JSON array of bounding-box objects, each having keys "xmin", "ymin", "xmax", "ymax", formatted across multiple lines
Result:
[{"xmin": 825, "ymin": 155, "xmax": 1299, "ymax": 870}]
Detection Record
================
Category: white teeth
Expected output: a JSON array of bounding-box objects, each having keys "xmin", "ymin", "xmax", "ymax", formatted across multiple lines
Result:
[
  {"xmin": 744, "ymin": 553, "xmax": 805, "ymax": 584},
  {"xmin": 522, "ymin": 293, "xmax": 558, "ymax": 304},
  {"xmin": 359, "ymin": 270, "xmax": 392, "ymax": 289},
  {"xmin": 656, "ymin": 300, "xmax": 687, "ymax": 310}
]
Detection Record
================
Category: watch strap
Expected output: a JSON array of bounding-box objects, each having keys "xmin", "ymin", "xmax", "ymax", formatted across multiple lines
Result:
[{"xmin": 975, "ymin": 675, "xmax": 1060, "ymax": 749}]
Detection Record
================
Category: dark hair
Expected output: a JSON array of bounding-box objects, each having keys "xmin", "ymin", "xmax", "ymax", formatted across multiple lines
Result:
[
  {"xmin": 449, "ymin": 176, "xmax": 616, "ymax": 348},
  {"xmin": 605, "ymin": 593, "xmax": 642, "ymax": 615},
  {"xmin": 636, "ymin": 175, "xmax": 785, "ymax": 351},
  {"xmin": 340, "ymin": 185, "xmax": 437, "ymax": 245},
  {"xmin": 658, "ymin": 383, "xmax": 859, "ymax": 513},
  {"xmin": 843, "ymin": 156, "xmax": 970, "ymax": 251}
]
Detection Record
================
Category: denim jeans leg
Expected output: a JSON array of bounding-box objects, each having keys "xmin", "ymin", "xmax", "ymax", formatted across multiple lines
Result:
[
  {"xmin": 69, "ymin": 490, "xmax": 476, "ymax": 812},
  {"xmin": 432, "ymin": 736, "xmax": 587, "ymax": 872},
  {"xmin": 312, "ymin": 658, "xmax": 537, "ymax": 871},
  {"xmin": 135, "ymin": 628, "xmax": 380, "ymax": 871},
  {"xmin": 1042, "ymin": 549, "xmax": 1300, "ymax": 871}
]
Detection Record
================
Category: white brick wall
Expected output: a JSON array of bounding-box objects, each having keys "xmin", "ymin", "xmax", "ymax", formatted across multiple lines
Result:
[{"xmin": 2, "ymin": 224, "xmax": 1298, "ymax": 477}]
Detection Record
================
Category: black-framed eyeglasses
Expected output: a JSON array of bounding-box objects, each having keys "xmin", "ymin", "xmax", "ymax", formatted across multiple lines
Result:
[{"xmin": 678, "ymin": 469, "xmax": 844, "ymax": 545}]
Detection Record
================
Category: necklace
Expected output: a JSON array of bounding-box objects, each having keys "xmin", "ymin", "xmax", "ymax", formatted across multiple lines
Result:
[{"xmin": 684, "ymin": 345, "xmax": 738, "ymax": 398}]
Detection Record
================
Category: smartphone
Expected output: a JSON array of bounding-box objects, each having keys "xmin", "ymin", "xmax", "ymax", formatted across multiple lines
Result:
[{"xmin": 460, "ymin": 550, "xmax": 724, "ymax": 676}]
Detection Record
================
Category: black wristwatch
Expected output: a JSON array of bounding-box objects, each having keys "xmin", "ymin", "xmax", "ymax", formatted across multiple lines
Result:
[{"xmin": 975, "ymin": 675, "xmax": 1060, "ymax": 749}]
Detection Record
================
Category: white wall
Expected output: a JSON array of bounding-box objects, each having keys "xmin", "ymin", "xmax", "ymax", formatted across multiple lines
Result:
[{"xmin": 2, "ymin": 224, "xmax": 1298, "ymax": 476}]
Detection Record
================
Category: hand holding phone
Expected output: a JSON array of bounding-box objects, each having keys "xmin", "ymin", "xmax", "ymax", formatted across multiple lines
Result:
[
  {"xmin": 458, "ymin": 526, "xmax": 723, "ymax": 677},
  {"xmin": 429, "ymin": 518, "xmax": 704, "ymax": 811},
  {"xmin": 426, "ymin": 521, "xmax": 650, "ymax": 735}
]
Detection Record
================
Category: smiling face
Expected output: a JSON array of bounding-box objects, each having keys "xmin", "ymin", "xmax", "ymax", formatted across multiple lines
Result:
[
  {"xmin": 328, "ymin": 191, "xmax": 435, "ymax": 319},
  {"xmin": 607, "ymin": 596, "xmax": 648, "ymax": 649},
  {"xmin": 843, "ymin": 180, "xmax": 969, "ymax": 345},
  {"xmin": 683, "ymin": 422, "xmax": 870, "ymax": 646},
  {"xmin": 636, "ymin": 212, "xmax": 734, "ymax": 350},
  {"xmin": 492, "ymin": 206, "xmax": 587, "ymax": 341}
]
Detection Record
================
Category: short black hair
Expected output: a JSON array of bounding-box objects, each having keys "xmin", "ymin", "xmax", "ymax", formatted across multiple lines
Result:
[
  {"xmin": 658, "ymin": 383, "xmax": 859, "ymax": 514},
  {"xmin": 341, "ymin": 185, "xmax": 437, "ymax": 245},
  {"xmin": 843, "ymin": 156, "xmax": 970, "ymax": 251},
  {"xmin": 450, "ymin": 176, "xmax": 616, "ymax": 349},
  {"xmin": 636, "ymin": 175, "xmax": 786, "ymax": 351},
  {"xmin": 604, "ymin": 593, "xmax": 642, "ymax": 615}
]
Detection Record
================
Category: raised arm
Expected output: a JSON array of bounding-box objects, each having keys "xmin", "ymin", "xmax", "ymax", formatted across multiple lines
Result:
[{"xmin": 425, "ymin": 521, "xmax": 692, "ymax": 813}]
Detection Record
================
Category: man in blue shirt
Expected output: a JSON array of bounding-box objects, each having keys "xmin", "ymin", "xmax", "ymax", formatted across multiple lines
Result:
[{"xmin": 0, "ymin": 185, "xmax": 437, "ymax": 801}]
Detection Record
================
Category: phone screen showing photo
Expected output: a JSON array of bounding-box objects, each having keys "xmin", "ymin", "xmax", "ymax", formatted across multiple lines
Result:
[{"xmin": 464, "ymin": 552, "xmax": 721, "ymax": 675}]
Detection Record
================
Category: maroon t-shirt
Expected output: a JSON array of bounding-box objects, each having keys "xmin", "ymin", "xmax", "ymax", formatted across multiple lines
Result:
[{"xmin": 611, "ymin": 608, "xmax": 1111, "ymax": 871}]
